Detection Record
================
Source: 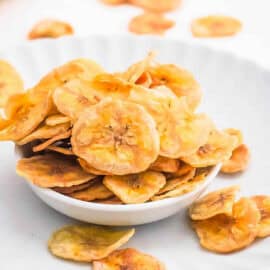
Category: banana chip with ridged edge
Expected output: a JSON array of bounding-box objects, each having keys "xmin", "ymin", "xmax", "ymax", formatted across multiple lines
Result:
[{"xmin": 48, "ymin": 225, "xmax": 135, "ymax": 262}]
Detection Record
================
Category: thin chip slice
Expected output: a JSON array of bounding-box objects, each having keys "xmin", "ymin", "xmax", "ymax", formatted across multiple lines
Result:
[
  {"xmin": 45, "ymin": 114, "xmax": 70, "ymax": 126},
  {"xmin": 78, "ymin": 158, "xmax": 111, "ymax": 175},
  {"xmin": 130, "ymin": 0, "xmax": 181, "ymax": 12},
  {"xmin": 191, "ymin": 15, "xmax": 242, "ymax": 38},
  {"xmin": 251, "ymin": 195, "xmax": 270, "ymax": 238},
  {"xmin": 71, "ymin": 99, "xmax": 160, "ymax": 175},
  {"xmin": 135, "ymin": 71, "xmax": 152, "ymax": 88},
  {"xmin": 28, "ymin": 19, "xmax": 74, "ymax": 39},
  {"xmin": 0, "ymin": 60, "xmax": 24, "ymax": 107},
  {"xmin": 32, "ymin": 130, "xmax": 71, "ymax": 152},
  {"xmin": 129, "ymin": 12, "xmax": 175, "ymax": 35},
  {"xmin": 221, "ymin": 144, "xmax": 250, "ymax": 174},
  {"xmin": 93, "ymin": 248, "xmax": 165, "ymax": 270},
  {"xmin": 224, "ymin": 128, "xmax": 243, "ymax": 148},
  {"xmin": 53, "ymin": 179, "xmax": 96, "ymax": 194},
  {"xmin": 150, "ymin": 156, "xmax": 180, "ymax": 173},
  {"xmin": 189, "ymin": 185, "xmax": 240, "ymax": 220},
  {"xmin": 46, "ymin": 145, "xmax": 74, "ymax": 155},
  {"xmin": 16, "ymin": 154, "xmax": 96, "ymax": 188},
  {"xmin": 104, "ymin": 171, "xmax": 166, "ymax": 204},
  {"xmin": 192, "ymin": 198, "xmax": 260, "ymax": 253},
  {"xmin": 166, "ymin": 162, "xmax": 195, "ymax": 179},
  {"xmin": 70, "ymin": 179, "xmax": 114, "ymax": 201},
  {"xmin": 48, "ymin": 225, "xmax": 135, "ymax": 262}
]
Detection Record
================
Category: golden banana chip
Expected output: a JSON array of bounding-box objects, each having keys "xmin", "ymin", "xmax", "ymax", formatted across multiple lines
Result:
[
  {"xmin": 78, "ymin": 158, "xmax": 111, "ymax": 175},
  {"xmin": 95, "ymin": 196, "xmax": 123, "ymax": 205},
  {"xmin": 53, "ymin": 179, "xmax": 95, "ymax": 194},
  {"xmin": 70, "ymin": 179, "xmax": 114, "ymax": 201},
  {"xmin": 135, "ymin": 71, "xmax": 152, "ymax": 88},
  {"xmin": 16, "ymin": 154, "xmax": 95, "ymax": 188},
  {"xmin": 4, "ymin": 93, "xmax": 27, "ymax": 119},
  {"xmin": 130, "ymin": 0, "xmax": 181, "ymax": 12},
  {"xmin": 93, "ymin": 248, "xmax": 166, "ymax": 270},
  {"xmin": 0, "ymin": 60, "xmax": 24, "ymax": 107},
  {"xmin": 48, "ymin": 225, "xmax": 135, "ymax": 262},
  {"xmin": 192, "ymin": 198, "xmax": 260, "ymax": 253},
  {"xmin": 189, "ymin": 185, "xmax": 240, "ymax": 220},
  {"xmin": 28, "ymin": 19, "xmax": 74, "ymax": 39},
  {"xmin": 221, "ymin": 144, "xmax": 250, "ymax": 174},
  {"xmin": 129, "ymin": 12, "xmax": 175, "ymax": 35},
  {"xmin": 149, "ymin": 64, "xmax": 202, "ymax": 111},
  {"xmin": 191, "ymin": 15, "xmax": 242, "ymax": 38},
  {"xmin": 71, "ymin": 99, "xmax": 160, "ymax": 175},
  {"xmin": 104, "ymin": 171, "xmax": 166, "ymax": 204},
  {"xmin": 182, "ymin": 130, "xmax": 237, "ymax": 167},
  {"xmin": 45, "ymin": 114, "xmax": 70, "ymax": 126},
  {"xmin": 150, "ymin": 156, "xmax": 180, "ymax": 173},
  {"xmin": 101, "ymin": 0, "xmax": 127, "ymax": 5},
  {"xmin": 166, "ymin": 162, "xmax": 195, "ymax": 179},
  {"xmin": 224, "ymin": 128, "xmax": 243, "ymax": 148},
  {"xmin": 251, "ymin": 195, "xmax": 270, "ymax": 238},
  {"xmin": 46, "ymin": 145, "xmax": 74, "ymax": 156}
]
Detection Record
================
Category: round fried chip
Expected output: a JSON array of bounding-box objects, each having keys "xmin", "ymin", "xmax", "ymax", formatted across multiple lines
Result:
[
  {"xmin": 53, "ymin": 179, "xmax": 96, "ymax": 194},
  {"xmin": 70, "ymin": 179, "xmax": 114, "ymax": 201},
  {"xmin": 129, "ymin": 0, "xmax": 181, "ymax": 12},
  {"xmin": 149, "ymin": 64, "xmax": 202, "ymax": 110},
  {"xmin": 129, "ymin": 12, "xmax": 175, "ymax": 35},
  {"xmin": 28, "ymin": 19, "xmax": 74, "ymax": 39},
  {"xmin": 93, "ymin": 248, "xmax": 165, "ymax": 270},
  {"xmin": 48, "ymin": 225, "xmax": 135, "ymax": 262},
  {"xmin": 191, "ymin": 15, "xmax": 242, "ymax": 38},
  {"xmin": 182, "ymin": 130, "xmax": 238, "ymax": 167},
  {"xmin": 150, "ymin": 156, "xmax": 180, "ymax": 173},
  {"xmin": 16, "ymin": 154, "xmax": 96, "ymax": 188},
  {"xmin": 46, "ymin": 145, "xmax": 74, "ymax": 156},
  {"xmin": 221, "ymin": 144, "xmax": 250, "ymax": 174},
  {"xmin": 103, "ymin": 171, "xmax": 166, "ymax": 204},
  {"xmin": 192, "ymin": 198, "xmax": 260, "ymax": 253},
  {"xmin": 189, "ymin": 185, "xmax": 240, "ymax": 220},
  {"xmin": 251, "ymin": 195, "xmax": 270, "ymax": 238},
  {"xmin": 78, "ymin": 158, "xmax": 111, "ymax": 175},
  {"xmin": 45, "ymin": 114, "xmax": 70, "ymax": 126},
  {"xmin": 71, "ymin": 99, "xmax": 160, "ymax": 175}
]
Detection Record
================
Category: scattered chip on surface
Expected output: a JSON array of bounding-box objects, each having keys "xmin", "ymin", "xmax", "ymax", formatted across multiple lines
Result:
[
  {"xmin": 101, "ymin": 0, "xmax": 127, "ymax": 5},
  {"xmin": 48, "ymin": 225, "xmax": 135, "ymax": 262},
  {"xmin": 129, "ymin": 0, "xmax": 181, "ymax": 12}
]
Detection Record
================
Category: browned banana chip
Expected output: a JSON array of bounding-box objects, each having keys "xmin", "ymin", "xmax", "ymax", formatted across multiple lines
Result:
[
  {"xmin": 129, "ymin": 0, "xmax": 181, "ymax": 12},
  {"xmin": 45, "ymin": 114, "xmax": 70, "ymax": 126},
  {"xmin": 28, "ymin": 19, "xmax": 74, "ymax": 39},
  {"xmin": 78, "ymin": 158, "xmax": 111, "ymax": 175},
  {"xmin": 0, "ymin": 60, "xmax": 24, "ymax": 107},
  {"xmin": 182, "ymin": 130, "xmax": 237, "ymax": 167},
  {"xmin": 48, "ymin": 225, "xmax": 135, "ymax": 262},
  {"xmin": 103, "ymin": 171, "xmax": 166, "ymax": 204},
  {"xmin": 95, "ymin": 196, "xmax": 123, "ymax": 205},
  {"xmin": 16, "ymin": 154, "xmax": 95, "ymax": 188},
  {"xmin": 93, "ymin": 248, "xmax": 166, "ymax": 270},
  {"xmin": 191, "ymin": 15, "xmax": 242, "ymax": 38},
  {"xmin": 150, "ymin": 156, "xmax": 180, "ymax": 173},
  {"xmin": 129, "ymin": 12, "xmax": 175, "ymax": 35},
  {"xmin": 46, "ymin": 145, "xmax": 74, "ymax": 156},
  {"xmin": 70, "ymin": 179, "xmax": 114, "ymax": 201},
  {"xmin": 251, "ymin": 195, "xmax": 270, "ymax": 238},
  {"xmin": 192, "ymin": 198, "xmax": 260, "ymax": 253},
  {"xmin": 189, "ymin": 185, "xmax": 240, "ymax": 220},
  {"xmin": 71, "ymin": 99, "xmax": 160, "ymax": 175},
  {"xmin": 221, "ymin": 144, "xmax": 250, "ymax": 174},
  {"xmin": 53, "ymin": 179, "xmax": 96, "ymax": 194},
  {"xmin": 32, "ymin": 130, "xmax": 71, "ymax": 152}
]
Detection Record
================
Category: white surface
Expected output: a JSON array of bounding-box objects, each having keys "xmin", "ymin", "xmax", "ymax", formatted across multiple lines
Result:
[{"xmin": 1, "ymin": 35, "xmax": 270, "ymax": 269}]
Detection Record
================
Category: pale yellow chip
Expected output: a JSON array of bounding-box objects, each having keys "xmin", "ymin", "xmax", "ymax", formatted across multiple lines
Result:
[
  {"xmin": 149, "ymin": 64, "xmax": 202, "ymax": 111},
  {"xmin": 28, "ymin": 19, "xmax": 74, "ymax": 39},
  {"xmin": 70, "ymin": 179, "xmax": 114, "ymax": 201},
  {"xmin": 46, "ymin": 145, "xmax": 74, "ymax": 156},
  {"xmin": 129, "ymin": 12, "xmax": 175, "ymax": 35},
  {"xmin": 93, "ymin": 248, "xmax": 166, "ymax": 270},
  {"xmin": 150, "ymin": 156, "xmax": 180, "ymax": 173},
  {"xmin": 182, "ymin": 130, "xmax": 237, "ymax": 167},
  {"xmin": 103, "ymin": 171, "xmax": 166, "ymax": 204},
  {"xmin": 78, "ymin": 158, "xmax": 111, "ymax": 175},
  {"xmin": 45, "ymin": 114, "xmax": 70, "ymax": 126},
  {"xmin": 0, "ymin": 60, "xmax": 24, "ymax": 107},
  {"xmin": 129, "ymin": 0, "xmax": 181, "ymax": 12},
  {"xmin": 224, "ymin": 128, "xmax": 243, "ymax": 148},
  {"xmin": 16, "ymin": 154, "xmax": 96, "ymax": 188},
  {"xmin": 221, "ymin": 144, "xmax": 250, "ymax": 174},
  {"xmin": 71, "ymin": 99, "xmax": 160, "ymax": 175},
  {"xmin": 189, "ymin": 185, "xmax": 240, "ymax": 220},
  {"xmin": 53, "ymin": 179, "xmax": 95, "ymax": 194},
  {"xmin": 191, "ymin": 15, "xmax": 242, "ymax": 38},
  {"xmin": 251, "ymin": 195, "xmax": 270, "ymax": 238},
  {"xmin": 48, "ymin": 225, "xmax": 135, "ymax": 262},
  {"xmin": 192, "ymin": 198, "xmax": 260, "ymax": 253}
]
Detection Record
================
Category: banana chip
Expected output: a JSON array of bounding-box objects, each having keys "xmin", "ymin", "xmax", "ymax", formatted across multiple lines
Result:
[
  {"xmin": 150, "ymin": 156, "xmax": 180, "ymax": 173},
  {"xmin": 149, "ymin": 64, "xmax": 202, "ymax": 110},
  {"xmin": 101, "ymin": 0, "xmax": 127, "ymax": 5},
  {"xmin": 46, "ymin": 145, "xmax": 74, "ymax": 155},
  {"xmin": 70, "ymin": 179, "xmax": 114, "ymax": 201},
  {"xmin": 166, "ymin": 162, "xmax": 195, "ymax": 179},
  {"xmin": 53, "ymin": 179, "xmax": 95, "ymax": 194},
  {"xmin": 129, "ymin": 12, "xmax": 175, "ymax": 35},
  {"xmin": 71, "ymin": 99, "xmax": 160, "ymax": 175},
  {"xmin": 191, "ymin": 15, "xmax": 242, "ymax": 38},
  {"xmin": 135, "ymin": 71, "xmax": 152, "ymax": 88},
  {"xmin": 0, "ymin": 60, "xmax": 24, "ymax": 107},
  {"xmin": 189, "ymin": 185, "xmax": 240, "ymax": 220},
  {"xmin": 221, "ymin": 144, "xmax": 250, "ymax": 174},
  {"xmin": 93, "ymin": 248, "xmax": 165, "ymax": 270},
  {"xmin": 45, "ymin": 114, "xmax": 70, "ymax": 126},
  {"xmin": 129, "ymin": 0, "xmax": 181, "ymax": 12},
  {"xmin": 4, "ymin": 93, "xmax": 27, "ymax": 119},
  {"xmin": 104, "ymin": 171, "xmax": 166, "ymax": 204},
  {"xmin": 48, "ymin": 225, "xmax": 135, "ymax": 262},
  {"xmin": 192, "ymin": 198, "xmax": 260, "ymax": 253},
  {"xmin": 16, "ymin": 154, "xmax": 95, "ymax": 188},
  {"xmin": 182, "ymin": 130, "xmax": 237, "ymax": 167},
  {"xmin": 224, "ymin": 128, "xmax": 243, "ymax": 148},
  {"xmin": 78, "ymin": 158, "xmax": 111, "ymax": 175},
  {"xmin": 28, "ymin": 19, "xmax": 74, "ymax": 39},
  {"xmin": 251, "ymin": 195, "xmax": 270, "ymax": 238},
  {"xmin": 95, "ymin": 196, "xmax": 123, "ymax": 205}
]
